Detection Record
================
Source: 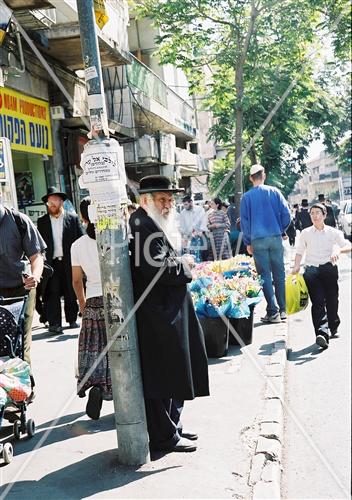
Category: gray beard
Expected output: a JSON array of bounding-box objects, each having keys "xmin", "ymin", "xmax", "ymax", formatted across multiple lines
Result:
[{"xmin": 145, "ymin": 201, "xmax": 182, "ymax": 252}]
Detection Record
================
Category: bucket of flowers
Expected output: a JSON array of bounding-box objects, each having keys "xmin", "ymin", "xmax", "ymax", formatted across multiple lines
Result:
[{"xmin": 189, "ymin": 256, "xmax": 263, "ymax": 355}]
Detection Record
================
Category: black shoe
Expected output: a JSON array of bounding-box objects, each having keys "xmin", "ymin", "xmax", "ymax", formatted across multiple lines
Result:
[
  {"xmin": 181, "ymin": 431, "xmax": 198, "ymax": 440},
  {"xmin": 316, "ymin": 334, "xmax": 329, "ymax": 349},
  {"xmin": 48, "ymin": 325, "xmax": 63, "ymax": 334},
  {"xmin": 330, "ymin": 330, "xmax": 338, "ymax": 338},
  {"xmin": 86, "ymin": 387, "xmax": 103, "ymax": 420},
  {"xmin": 68, "ymin": 322, "xmax": 80, "ymax": 329},
  {"xmin": 171, "ymin": 437, "xmax": 197, "ymax": 452}
]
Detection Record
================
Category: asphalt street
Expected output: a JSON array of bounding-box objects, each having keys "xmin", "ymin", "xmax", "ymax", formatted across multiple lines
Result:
[{"xmin": 282, "ymin": 254, "xmax": 351, "ymax": 499}]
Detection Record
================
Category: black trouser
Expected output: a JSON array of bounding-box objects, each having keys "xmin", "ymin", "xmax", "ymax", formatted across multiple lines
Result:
[
  {"xmin": 45, "ymin": 259, "xmax": 78, "ymax": 327},
  {"xmin": 304, "ymin": 263, "xmax": 340, "ymax": 339},
  {"xmin": 144, "ymin": 398, "xmax": 184, "ymax": 451}
]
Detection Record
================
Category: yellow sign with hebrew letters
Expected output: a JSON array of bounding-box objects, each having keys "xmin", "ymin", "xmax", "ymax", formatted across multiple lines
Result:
[
  {"xmin": 0, "ymin": 87, "xmax": 52, "ymax": 155},
  {"xmin": 94, "ymin": 0, "xmax": 109, "ymax": 30}
]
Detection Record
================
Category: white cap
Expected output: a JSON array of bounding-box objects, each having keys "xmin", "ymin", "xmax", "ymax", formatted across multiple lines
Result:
[{"xmin": 250, "ymin": 164, "xmax": 264, "ymax": 176}]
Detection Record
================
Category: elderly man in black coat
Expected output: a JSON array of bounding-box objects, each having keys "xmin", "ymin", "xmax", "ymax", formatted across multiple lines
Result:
[{"xmin": 129, "ymin": 175, "xmax": 209, "ymax": 453}]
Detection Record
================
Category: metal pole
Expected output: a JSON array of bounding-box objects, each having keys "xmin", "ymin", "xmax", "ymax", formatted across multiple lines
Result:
[{"xmin": 76, "ymin": 0, "xmax": 150, "ymax": 465}]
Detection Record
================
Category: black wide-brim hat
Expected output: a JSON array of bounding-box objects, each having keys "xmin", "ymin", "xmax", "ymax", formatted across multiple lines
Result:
[
  {"xmin": 42, "ymin": 186, "xmax": 68, "ymax": 203},
  {"xmin": 138, "ymin": 175, "xmax": 184, "ymax": 194}
]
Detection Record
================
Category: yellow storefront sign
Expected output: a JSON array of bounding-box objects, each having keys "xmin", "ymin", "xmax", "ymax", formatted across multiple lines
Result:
[{"xmin": 0, "ymin": 87, "xmax": 53, "ymax": 156}]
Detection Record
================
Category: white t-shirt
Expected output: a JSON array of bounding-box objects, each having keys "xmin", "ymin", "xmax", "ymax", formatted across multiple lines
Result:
[
  {"xmin": 296, "ymin": 224, "xmax": 348, "ymax": 266},
  {"xmin": 50, "ymin": 212, "xmax": 64, "ymax": 258},
  {"xmin": 179, "ymin": 205, "xmax": 207, "ymax": 238},
  {"xmin": 71, "ymin": 234, "xmax": 102, "ymax": 299}
]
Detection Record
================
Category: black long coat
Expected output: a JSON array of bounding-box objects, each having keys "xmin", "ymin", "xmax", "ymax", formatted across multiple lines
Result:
[
  {"xmin": 129, "ymin": 207, "xmax": 209, "ymax": 400},
  {"xmin": 37, "ymin": 211, "xmax": 83, "ymax": 295}
]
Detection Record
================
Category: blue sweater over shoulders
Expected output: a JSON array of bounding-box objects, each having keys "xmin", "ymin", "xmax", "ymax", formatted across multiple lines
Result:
[{"xmin": 240, "ymin": 185, "xmax": 291, "ymax": 245}]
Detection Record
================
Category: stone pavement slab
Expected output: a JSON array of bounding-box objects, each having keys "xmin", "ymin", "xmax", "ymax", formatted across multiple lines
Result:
[{"xmin": 0, "ymin": 299, "xmax": 288, "ymax": 499}]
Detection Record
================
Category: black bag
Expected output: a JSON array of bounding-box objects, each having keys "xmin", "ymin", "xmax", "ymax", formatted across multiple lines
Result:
[{"xmin": 10, "ymin": 209, "xmax": 53, "ymax": 280}]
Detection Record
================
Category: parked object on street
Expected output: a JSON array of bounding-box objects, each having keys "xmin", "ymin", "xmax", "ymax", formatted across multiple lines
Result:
[
  {"xmin": 71, "ymin": 197, "xmax": 112, "ymax": 420},
  {"xmin": 190, "ymin": 256, "xmax": 262, "ymax": 354},
  {"xmin": 285, "ymin": 274, "xmax": 309, "ymax": 315},
  {"xmin": 199, "ymin": 317, "xmax": 229, "ymax": 357},
  {"xmin": 229, "ymin": 304, "xmax": 255, "ymax": 346},
  {"xmin": 338, "ymin": 200, "xmax": 352, "ymax": 240},
  {"xmin": 0, "ymin": 295, "xmax": 36, "ymax": 463},
  {"xmin": 292, "ymin": 203, "xmax": 351, "ymax": 349}
]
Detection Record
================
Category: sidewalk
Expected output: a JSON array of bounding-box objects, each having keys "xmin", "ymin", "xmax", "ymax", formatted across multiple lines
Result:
[{"xmin": 0, "ymin": 301, "xmax": 288, "ymax": 499}]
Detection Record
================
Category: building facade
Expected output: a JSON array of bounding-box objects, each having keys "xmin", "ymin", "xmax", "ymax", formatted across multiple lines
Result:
[
  {"xmin": 0, "ymin": 0, "xmax": 214, "ymax": 219},
  {"xmin": 289, "ymin": 150, "xmax": 350, "ymax": 205}
]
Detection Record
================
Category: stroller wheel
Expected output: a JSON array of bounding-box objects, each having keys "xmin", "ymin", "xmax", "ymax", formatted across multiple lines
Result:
[
  {"xmin": 13, "ymin": 420, "xmax": 21, "ymax": 440},
  {"xmin": 26, "ymin": 419, "xmax": 35, "ymax": 438},
  {"xmin": 3, "ymin": 442, "xmax": 13, "ymax": 464}
]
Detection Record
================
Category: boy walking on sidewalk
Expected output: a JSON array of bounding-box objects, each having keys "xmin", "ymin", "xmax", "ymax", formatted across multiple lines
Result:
[{"xmin": 292, "ymin": 203, "xmax": 351, "ymax": 349}]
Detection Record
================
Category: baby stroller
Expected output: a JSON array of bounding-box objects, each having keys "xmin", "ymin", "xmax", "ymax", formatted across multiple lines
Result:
[{"xmin": 0, "ymin": 294, "xmax": 36, "ymax": 464}]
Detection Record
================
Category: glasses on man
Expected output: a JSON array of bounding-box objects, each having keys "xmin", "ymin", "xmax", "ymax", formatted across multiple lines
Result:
[{"xmin": 46, "ymin": 201, "xmax": 60, "ymax": 207}]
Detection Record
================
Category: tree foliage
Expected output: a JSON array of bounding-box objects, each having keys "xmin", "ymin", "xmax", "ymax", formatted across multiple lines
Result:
[{"xmin": 136, "ymin": 0, "xmax": 351, "ymax": 198}]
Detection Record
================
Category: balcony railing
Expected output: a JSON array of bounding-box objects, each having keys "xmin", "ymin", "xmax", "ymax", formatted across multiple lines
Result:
[
  {"xmin": 126, "ymin": 55, "xmax": 196, "ymax": 137},
  {"xmin": 127, "ymin": 56, "xmax": 167, "ymax": 107}
]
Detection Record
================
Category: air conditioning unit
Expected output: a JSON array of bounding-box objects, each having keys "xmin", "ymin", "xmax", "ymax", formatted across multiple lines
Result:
[{"xmin": 137, "ymin": 135, "xmax": 159, "ymax": 163}]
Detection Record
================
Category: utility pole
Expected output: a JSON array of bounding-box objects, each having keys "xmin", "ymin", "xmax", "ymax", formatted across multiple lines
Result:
[{"xmin": 76, "ymin": 0, "xmax": 150, "ymax": 465}]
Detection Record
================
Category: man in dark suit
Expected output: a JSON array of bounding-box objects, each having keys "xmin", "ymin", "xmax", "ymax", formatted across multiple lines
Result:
[
  {"xmin": 37, "ymin": 187, "xmax": 83, "ymax": 333},
  {"xmin": 296, "ymin": 199, "xmax": 313, "ymax": 231},
  {"xmin": 318, "ymin": 194, "xmax": 336, "ymax": 227},
  {"xmin": 129, "ymin": 175, "xmax": 209, "ymax": 454}
]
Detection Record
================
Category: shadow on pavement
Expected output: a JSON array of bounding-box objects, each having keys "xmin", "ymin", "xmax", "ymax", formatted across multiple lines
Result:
[
  {"xmin": 258, "ymin": 342, "xmax": 276, "ymax": 356},
  {"xmin": 36, "ymin": 411, "xmax": 86, "ymax": 429},
  {"xmin": 1, "ymin": 449, "xmax": 181, "ymax": 498},
  {"xmin": 4, "ymin": 413, "xmax": 116, "ymax": 457},
  {"xmin": 287, "ymin": 343, "xmax": 324, "ymax": 365},
  {"xmin": 31, "ymin": 331, "xmax": 55, "ymax": 341},
  {"xmin": 46, "ymin": 334, "xmax": 79, "ymax": 343}
]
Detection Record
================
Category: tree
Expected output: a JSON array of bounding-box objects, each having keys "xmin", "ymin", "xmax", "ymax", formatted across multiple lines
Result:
[
  {"xmin": 336, "ymin": 135, "xmax": 352, "ymax": 174},
  {"xmin": 136, "ymin": 0, "xmax": 350, "ymax": 212}
]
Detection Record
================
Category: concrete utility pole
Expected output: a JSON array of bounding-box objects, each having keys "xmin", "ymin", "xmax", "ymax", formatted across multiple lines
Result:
[{"xmin": 76, "ymin": 0, "xmax": 150, "ymax": 465}]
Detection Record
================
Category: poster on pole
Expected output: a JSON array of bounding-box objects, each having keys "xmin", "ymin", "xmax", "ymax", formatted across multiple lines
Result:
[
  {"xmin": 80, "ymin": 139, "xmax": 128, "ymax": 230},
  {"xmin": 0, "ymin": 139, "xmax": 6, "ymax": 181}
]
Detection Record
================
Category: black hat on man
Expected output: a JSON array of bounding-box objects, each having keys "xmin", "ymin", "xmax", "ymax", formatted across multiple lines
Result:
[
  {"xmin": 138, "ymin": 175, "xmax": 184, "ymax": 194},
  {"xmin": 301, "ymin": 199, "xmax": 309, "ymax": 207},
  {"xmin": 318, "ymin": 193, "xmax": 325, "ymax": 202},
  {"xmin": 42, "ymin": 186, "xmax": 68, "ymax": 203}
]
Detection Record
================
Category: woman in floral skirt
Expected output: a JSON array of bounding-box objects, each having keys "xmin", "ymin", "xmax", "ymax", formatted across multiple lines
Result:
[
  {"xmin": 207, "ymin": 198, "xmax": 231, "ymax": 260},
  {"xmin": 71, "ymin": 197, "xmax": 112, "ymax": 420}
]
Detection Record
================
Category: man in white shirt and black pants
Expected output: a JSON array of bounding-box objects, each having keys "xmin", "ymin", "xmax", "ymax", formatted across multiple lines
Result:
[
  {"xmin": 37, "ymin": 187, "xmax": 83, "ymax": 334},
  {"xmin": 292, "ymin": 203, "xmax": 351, "ymax": 349}
]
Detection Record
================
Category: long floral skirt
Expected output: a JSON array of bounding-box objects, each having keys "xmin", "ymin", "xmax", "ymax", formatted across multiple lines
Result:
[{"xmin": 77, "ymin": 296, "xmax": 112, "ymax": 400}]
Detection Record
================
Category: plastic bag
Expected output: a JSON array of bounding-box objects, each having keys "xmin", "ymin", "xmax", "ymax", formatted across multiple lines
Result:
[
  {"xmin": 0, "ymin": 357, "xmax": 31, "ymax": 403},
  {"xmin": 285, "ymin": 274, "xmax": 309, "ymax": 315}
]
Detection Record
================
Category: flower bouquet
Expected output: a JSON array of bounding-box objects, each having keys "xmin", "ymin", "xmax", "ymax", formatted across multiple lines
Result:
[{"xmin": 190, "ymin": 256, "xmax": 262, "ymax": 320}]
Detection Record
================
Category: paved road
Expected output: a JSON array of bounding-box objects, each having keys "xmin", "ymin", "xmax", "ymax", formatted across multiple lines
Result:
[
  {"xmin": 0, "ymin": 294, "xmax": 276, "ymax": 498},
  {"xmin": 282, "ymin": 254, "xmax": 351, "ymax": 499}
]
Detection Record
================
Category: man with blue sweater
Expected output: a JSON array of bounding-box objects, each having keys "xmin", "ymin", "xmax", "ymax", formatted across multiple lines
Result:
[{"xmin": 240, "ymin": 164, "xmax": 291, "ymax": 323}]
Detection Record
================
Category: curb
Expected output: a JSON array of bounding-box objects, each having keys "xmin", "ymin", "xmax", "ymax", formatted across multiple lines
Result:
[{"xmin": 251, "ymin": 320, "xmax": 288, "ymax": 499}]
